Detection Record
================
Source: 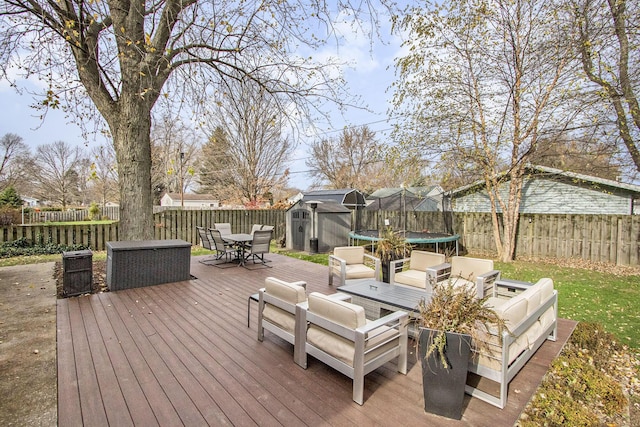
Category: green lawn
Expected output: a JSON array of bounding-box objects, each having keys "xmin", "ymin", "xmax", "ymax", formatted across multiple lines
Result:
[{"xmin": 2, "ymin": 246, "xmax": 638, "ymax": 349}]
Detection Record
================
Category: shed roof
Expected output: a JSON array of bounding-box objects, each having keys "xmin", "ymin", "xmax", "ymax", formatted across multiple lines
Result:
[
  {"xmin": 287, "ymin": 200, "xmax": 351, "ymax": 213},
  {"xmin": 302, "ymin": 188, "xmax": 366, "ymax": 207}
]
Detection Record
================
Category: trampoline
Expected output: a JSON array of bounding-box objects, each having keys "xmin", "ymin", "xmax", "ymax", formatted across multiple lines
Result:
[{"xmin": 348, "ymin": 229, "xmax": 460, "ymax": 255}]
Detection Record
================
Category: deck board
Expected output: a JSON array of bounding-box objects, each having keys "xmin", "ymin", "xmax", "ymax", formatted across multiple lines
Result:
[{"xmin": 57, "ymin": 253, "xmax": 576, "ymax": 426}]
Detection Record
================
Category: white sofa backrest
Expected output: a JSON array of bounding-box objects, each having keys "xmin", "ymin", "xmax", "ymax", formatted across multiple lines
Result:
[
  {"xmin": 410, "ymin": 251, "xmax": 446, "ymax": 272},
  {"xmin": 450, "ymin": 256, "xmax": 494, "ymax": 281},
  {"xmin": 333, "ymin": 246, "xmax": 365, "ymax": 265},
  {"xmin": 265, "ymin": 277, "xmax": 306, "ymax": 304},
  {"xmin": 308, "ymin": 292, "xmax": 366, "ymax": 329}
]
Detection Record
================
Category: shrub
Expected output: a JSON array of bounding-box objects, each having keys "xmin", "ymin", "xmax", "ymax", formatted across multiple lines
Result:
[
  {"xmin": 88, "ymin": 202, "xmax": 100, "ymax": 220},
  {"xmin": 0, "ymin": 237, "xmax": 87, "ymax": 258},
  {"xmin": 0, "ymin": 207, "xmax": 20, "ymax": 225}
]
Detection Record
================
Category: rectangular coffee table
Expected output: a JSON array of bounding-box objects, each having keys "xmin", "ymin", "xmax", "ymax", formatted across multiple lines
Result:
[{"xmin": 337, "ymin": 279, "xmax": 430, "ymax": 321}]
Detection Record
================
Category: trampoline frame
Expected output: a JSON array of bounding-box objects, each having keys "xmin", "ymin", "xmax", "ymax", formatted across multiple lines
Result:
[{"xmin": 348, "ymin": 230, "xmax": 460, "ymax": 255}]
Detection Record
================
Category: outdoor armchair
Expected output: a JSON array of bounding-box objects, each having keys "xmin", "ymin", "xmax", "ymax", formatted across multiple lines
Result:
[
  {"xmin": 294, "ymin": 292, "xmax": 408, "ymax": 405},
  {"xmin": 426, "ymin": 256, "xmax": 500, "ymax": 298},
  {"xmin": 390, "ymin": 250, "xmax": 446, "ymax": 289},
  {"xmin": 328, "ymin": 246, "xmax": 380, "ymax": 286},
  {"xmin": 258, "ymin": 277, "xmax": 307, "ymax": 346}
]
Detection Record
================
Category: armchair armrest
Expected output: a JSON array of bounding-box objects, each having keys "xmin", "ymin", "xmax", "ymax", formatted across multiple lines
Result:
[
  {"xmin": 476, "ymin": 269, "xmax": 501, "ymax": 298},
  {"xmin": 363, "ymin": 253, "xmax": 381, "ymax": 280},
  {"xmin": 328, "ymin": 255, "xmax": 347, "ymax": 285},
  {"xmin": 426, "ymin": 262, "xmax": 451, "ymax": 290},
  {"xmin": 355, "ymin": 310, "xmax": 408, "ymax": 334},
  {"xmin": 328, "ymin": 254, "xmax": 346, "ymax": 266}
]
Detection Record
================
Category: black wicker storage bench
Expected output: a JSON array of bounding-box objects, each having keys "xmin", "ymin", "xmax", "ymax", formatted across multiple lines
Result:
[{"xmin": 107, "ymin": 239, "xmax": 191, "ymax": 291}]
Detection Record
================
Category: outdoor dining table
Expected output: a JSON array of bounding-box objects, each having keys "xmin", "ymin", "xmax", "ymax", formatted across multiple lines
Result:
[{"xmin": 223, "ymin": 233, "xmax": 253, "ymax": 266}]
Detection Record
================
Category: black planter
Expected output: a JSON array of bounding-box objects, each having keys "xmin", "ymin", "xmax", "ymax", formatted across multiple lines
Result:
[
  {"xmin": 419, "ymin": 328, "xmax": 471, "ymax": 420},
  {"xmin": 381, "ymin": 261, "xmax": 391, "ymax": 283}
]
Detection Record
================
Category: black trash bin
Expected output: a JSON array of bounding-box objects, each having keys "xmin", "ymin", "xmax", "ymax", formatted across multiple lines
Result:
[
  {"xmin": 63, "ymin": 250, "xmax": 93, "ymax": 296},
  {"xmin": 310, "ymin": 237, "xmax": 319, "ymax": 254}
]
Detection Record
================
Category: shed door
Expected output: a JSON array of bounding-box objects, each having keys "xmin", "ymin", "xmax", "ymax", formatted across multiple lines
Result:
[{"xmin": 291, "ymin": 209, "xmax": 309, "ymax": 251}]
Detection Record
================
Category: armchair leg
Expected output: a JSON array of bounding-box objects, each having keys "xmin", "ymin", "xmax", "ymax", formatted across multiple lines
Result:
[
  {"xmin": 294, "ymin": 305, "xmax": 308, "ymax": 368},
  {"xmin": 353, "ymin": 376, "xmax": 364, "ymax": 405}
]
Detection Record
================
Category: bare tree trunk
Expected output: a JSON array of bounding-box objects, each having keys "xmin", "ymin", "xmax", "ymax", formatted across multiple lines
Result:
[{"xmin": 111, "ymin": 101, "xmax": 154, "ymax": 241}]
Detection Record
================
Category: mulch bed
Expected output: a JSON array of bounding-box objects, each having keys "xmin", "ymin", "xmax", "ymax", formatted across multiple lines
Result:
[{"xmin": 54, "ymin": 260, "xmax": 108, "ymax": 298}]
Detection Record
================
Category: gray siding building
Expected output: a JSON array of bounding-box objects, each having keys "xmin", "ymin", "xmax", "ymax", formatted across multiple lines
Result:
[{"xmin": 449, "ymin": 165, "xmax": 640, "ymax": 215}]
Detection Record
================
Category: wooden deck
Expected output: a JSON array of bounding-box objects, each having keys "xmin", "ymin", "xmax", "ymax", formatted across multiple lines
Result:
[{"xmin": 57, "ymin": 254, "xmax": 576, "ymax": 426}]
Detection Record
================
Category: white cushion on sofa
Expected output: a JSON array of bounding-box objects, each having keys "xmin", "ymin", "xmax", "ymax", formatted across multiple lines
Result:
[
  {"xmin": 394, "ymin": 269, "xmax": 427, "ymax": 288},
  {"xmin": 493, "ymin": 295, "xmax": 528, "ymax": 329},
  {"xmin": 410, "ymin": 251, "xmax": 445, "ymax": 271},
  {"xmin": 265, "ymin": 277, "xmax": 306, "ymax": 304},
  {"xmin": 308, "ymin": 292, "xmax": 366, "ymax": 329}
]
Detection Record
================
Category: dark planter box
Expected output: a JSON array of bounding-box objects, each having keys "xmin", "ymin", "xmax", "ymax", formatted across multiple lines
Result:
[
  {"xmin": 419, "ymin": 328, "xmax": 471, "ymax": 420},
  {"xmin": 107, "ymin": 240, "xmax": 191, "ymax": 291}
]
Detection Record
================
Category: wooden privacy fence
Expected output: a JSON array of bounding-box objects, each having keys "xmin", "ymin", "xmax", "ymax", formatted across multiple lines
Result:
[
  {"xmin": 357, "ymin": 210, "xmax": 639, "ymax": 266},
  {"xmin": 23, "ymin": 206, "xmax": 121, "ymax": 223},
  {"xmin": 0, "ymin": 209, "xmax": 286, "ymax": 252},
  {"xmin": 0, "ymin": 209, "xmax": 638, "ymax": 266}
]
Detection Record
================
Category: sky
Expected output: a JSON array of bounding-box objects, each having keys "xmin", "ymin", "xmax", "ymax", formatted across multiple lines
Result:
[{"xmin": 0, "ymin": 10, "xmax": 405, "ymax": 192}]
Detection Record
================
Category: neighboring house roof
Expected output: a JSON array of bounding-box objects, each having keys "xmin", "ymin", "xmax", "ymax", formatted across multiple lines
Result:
[
  {"xmin": 447, "ymin": 164, "xmax": 640, "ymax": 215},
  {"xmin": 302, "ymin": 188, "xmax": 366, "ymax": 207},
  {"xmin": 448, "ymin": 165, "xmax": 640, "ymax": 196}
]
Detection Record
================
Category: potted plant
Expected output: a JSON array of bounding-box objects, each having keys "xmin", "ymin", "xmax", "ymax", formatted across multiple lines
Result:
[
  {"xmin": 416, "ymin": 279, "xmax": 506, "ymax": 420},
  {"xmin": 374, "ymin": 227, "xmax": 412, "ymax": 283}
]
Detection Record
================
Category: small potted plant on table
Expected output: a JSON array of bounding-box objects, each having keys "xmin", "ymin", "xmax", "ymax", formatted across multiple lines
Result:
[{"xmin": 417, "ymin": 280, "xmax": 506, "ymax": 420}]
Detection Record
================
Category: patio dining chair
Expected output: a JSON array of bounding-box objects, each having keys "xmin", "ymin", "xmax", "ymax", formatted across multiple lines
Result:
[
  {"xmin": 213, "ymin": 222, "xmax": 232, "ymax": 237},
  {"xmin": 196, "ymin": 226, "xmax": 218, "ymax": 265},
  {"xmin": 208, "ymin": 228, "xmax": 237, "ymax": 265},
  {"xmin": 243, "ymin": 229, "xmax": 273, "ymax": 267}
]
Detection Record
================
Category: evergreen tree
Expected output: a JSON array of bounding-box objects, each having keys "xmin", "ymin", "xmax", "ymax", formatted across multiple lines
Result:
[{"xmin": 0, "ymin": 186, "xmax": 23, "ymax": 208}]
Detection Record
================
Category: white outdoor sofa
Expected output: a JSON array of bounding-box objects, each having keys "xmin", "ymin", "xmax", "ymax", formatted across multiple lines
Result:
[{"xmin": 466, "ymin": 277, "xmax": 558, "ymax": 408}]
